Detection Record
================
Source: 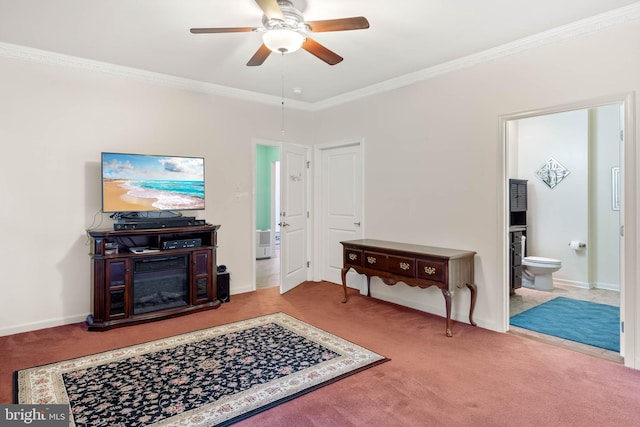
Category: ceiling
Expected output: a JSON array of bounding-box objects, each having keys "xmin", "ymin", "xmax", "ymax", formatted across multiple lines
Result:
[{"xmin": 0, "ymin": 0, "xmax": 638, "ymax": 105}]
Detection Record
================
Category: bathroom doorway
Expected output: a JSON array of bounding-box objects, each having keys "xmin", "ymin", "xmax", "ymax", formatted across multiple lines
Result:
[{"xmin": 504, "ymin": 98, "xmax": 627, "ymax": 362}]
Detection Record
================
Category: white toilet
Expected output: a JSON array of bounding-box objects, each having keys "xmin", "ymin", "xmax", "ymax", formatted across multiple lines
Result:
[{"xmin": 521, "ymin": 256, "xmax": 562, "ymax": 291}]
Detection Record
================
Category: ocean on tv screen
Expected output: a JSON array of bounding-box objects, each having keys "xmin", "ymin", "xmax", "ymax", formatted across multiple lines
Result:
[{"xmin": 102, "ymin": 153, "xmax": 205, "ymax": 212}]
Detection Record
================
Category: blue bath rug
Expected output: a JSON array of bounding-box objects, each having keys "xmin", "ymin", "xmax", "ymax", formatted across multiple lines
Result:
[{"xmin": 510, "ymin": 296, "xmax": 619, "ymax": 352}]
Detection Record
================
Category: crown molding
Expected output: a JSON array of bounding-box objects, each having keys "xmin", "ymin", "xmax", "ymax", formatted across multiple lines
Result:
[
  {"xmin": 0, "ymin": 41, "xmax": 313, "ymax": 111},
  {"xmin": 313, "ymin": 3, "xmax": 640, "ymax": 110},
  {"xmin": 1, "ymin": 3, "xmax": 639, "ymax": 112}
]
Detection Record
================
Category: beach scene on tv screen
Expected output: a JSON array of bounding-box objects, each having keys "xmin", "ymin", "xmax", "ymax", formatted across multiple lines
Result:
[{"xmin": 102, "ymin": 153, "xmax": 205, "ymax": 212}]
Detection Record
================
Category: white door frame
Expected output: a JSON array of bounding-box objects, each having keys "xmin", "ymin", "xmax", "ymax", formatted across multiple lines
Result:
[
  {"xmin": 499, "ymin": 92, "xmax": 637, "ymax": 369},
  {"xmin": 312, "ymin": 138, "xmax": 365, "ymax": 290},
  {"xmin": 271, "ymin": 160, "xmax": 280, "ymax": 256}
]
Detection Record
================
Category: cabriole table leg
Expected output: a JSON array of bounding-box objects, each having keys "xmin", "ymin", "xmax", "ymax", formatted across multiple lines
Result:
[
  {"xmin": 341, "ymin": 267, "xmax": 349, "ymax": 303},
  {"xmin": 441, "ymin": 288, "xmax": 453, "ymax": 337},
  {"xmin": 466, "ymin": 283, "xmax": 478, "ymax": 326}
]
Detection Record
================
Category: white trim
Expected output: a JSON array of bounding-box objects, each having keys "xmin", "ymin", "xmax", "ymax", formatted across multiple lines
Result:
[
  {"xmin": 371, "ymin": 282, "xmax": 498, "ymax": 331},
  {"xmin": 0, "ymin": 313, "xmax": 88, "ymax": 337},
  {"xmin": 0, "ymin": 41, "xmax": 313, "ymax": 111},
  {"xmin": 553, "ymin": 279, "xmax": 592, "ymax": 290},
  {"xmin": 595, "ymin": 282, "xmax": 622, "ymax": 292},
  {"xmin": 553, "ymin": 279, "xmax": 621, "ymax": 292},
  {"xmin": 621, "ymin": 92, "xmax": 638, "ymax": 370},
  {"xmin": 270, "ymin": 160, "xmax": 280, "ymax": 257},
  {"xmin": 1, "ymin": 3, "xmax": 639, "ymax": 110},
  {"xmin": 314, "ymin": 3, "xmax": 640, "ymax": 110}
]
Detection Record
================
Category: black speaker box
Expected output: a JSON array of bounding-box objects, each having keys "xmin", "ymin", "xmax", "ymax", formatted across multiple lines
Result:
[{"xmin": 217, "ymin": 271, "xmax": 230, "ymax": 303}]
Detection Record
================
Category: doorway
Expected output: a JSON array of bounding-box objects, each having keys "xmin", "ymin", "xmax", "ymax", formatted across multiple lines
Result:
[
  {"xmin": 255, "ymin": 144, "xmax": 281, "ymax": 289},
  {"xmin": 503, "ymin": 100, "xmax": 626, "ymax": 362},
  {"xmin": 253, "ymin": 141, "xmax": 310, "ymax": 293}
]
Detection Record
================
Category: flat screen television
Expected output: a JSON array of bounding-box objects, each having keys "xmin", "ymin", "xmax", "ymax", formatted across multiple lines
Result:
[{"xmin": 102, "ymin": 152, "xmax": 205, "ymax": 214}]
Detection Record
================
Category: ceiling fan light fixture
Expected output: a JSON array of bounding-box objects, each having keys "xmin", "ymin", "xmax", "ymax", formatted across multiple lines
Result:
[{"xmin": 262, "ymin": 29, "xmax": 304, "ymax": 53}]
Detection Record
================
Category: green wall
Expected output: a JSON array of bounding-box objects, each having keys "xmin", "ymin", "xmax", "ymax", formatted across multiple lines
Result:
[{"xmin": 256, "ymin": 145, "xmax": 280, "ymax": 230}]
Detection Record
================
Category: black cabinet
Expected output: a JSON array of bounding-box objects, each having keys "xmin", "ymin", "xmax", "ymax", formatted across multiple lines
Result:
[
  {"xmin": 510, "ymin": 228, "xmax": 525, "ymax": 294},
  {"xmin": 509, "ymin": 179, "xmax": 527, "ymax": 294},
  {"xmin": 509, "ymin": 179, "xmax": 527, "ymax": 226}
]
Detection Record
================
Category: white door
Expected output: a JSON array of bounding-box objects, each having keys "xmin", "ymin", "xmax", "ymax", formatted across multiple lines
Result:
[
  {"xmin": 280, "ymin": 143, "xmax": 308, "ymax": 293},
  {"xmin": 321, "ymin": 143, "xmax": 363, "ymax": 286}
]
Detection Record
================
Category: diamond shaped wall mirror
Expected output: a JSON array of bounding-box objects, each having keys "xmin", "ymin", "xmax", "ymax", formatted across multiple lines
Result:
[{"xmin": 536, "ymin": 157, "xmax": 570, "ymax": 189}]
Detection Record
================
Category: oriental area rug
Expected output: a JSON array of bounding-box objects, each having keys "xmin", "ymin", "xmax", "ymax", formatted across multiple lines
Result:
[{"xmin": 15, "ymin": 312, "xmax": 388, "ymax": 426}]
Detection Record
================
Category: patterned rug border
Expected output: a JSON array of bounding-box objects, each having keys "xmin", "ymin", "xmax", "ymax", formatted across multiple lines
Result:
[{"xmin": 14, "ymin": 312, "xmax": 389, "ymax": 426}]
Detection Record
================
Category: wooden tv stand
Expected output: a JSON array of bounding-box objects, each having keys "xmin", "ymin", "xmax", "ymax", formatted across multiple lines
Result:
[
  {"xmin": 87, "ymin": 224, "xmax": 221, "ymax": 331},
  {"xmin": 340, "ymin": 239, "xmax": 477, "ymax": 337}
]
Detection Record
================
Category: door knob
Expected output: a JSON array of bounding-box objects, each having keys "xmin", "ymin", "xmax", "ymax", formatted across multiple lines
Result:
[
  {"xmin": 279, "ymin": 222, "xmax": 290, "ymax": 227},
  {"xmin": 354, "ymin": 221, "xmax": 361, "ymax": 226}
]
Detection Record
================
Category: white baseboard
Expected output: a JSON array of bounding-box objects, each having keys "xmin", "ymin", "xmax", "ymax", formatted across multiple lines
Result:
[
  {"xmin": 365, "ymin": 283, "xmax": 498, "ymax": 333},
  {"xmin": 593, "ymin": 282, "xmax": 621, "ymax": 292},
  {"xmin": 231, "ymin": 284, "xmax": 255, "ymax": 295},
  {"xmin": 0, "ymin": 313, "xmax": 89, "ymax": 337},
  {"xmin": 554, "ymin": 278, "xmax": 590, "ymax": 289},
  {"xmin": 1, "ymin": 283, "xmax": 284, "ymax": 337},
  {"xmin": 555, "ymin": 278, "xmax": 620, "ymax": 292}
]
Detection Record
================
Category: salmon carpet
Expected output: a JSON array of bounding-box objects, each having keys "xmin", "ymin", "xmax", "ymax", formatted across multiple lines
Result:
[
  {"xmin": 15, "ymin": 312, "xmax": 386, "ymax": 426},
  {"xmin": 3, "ymin": 281, "xmax": 640, "ymax": 426}
]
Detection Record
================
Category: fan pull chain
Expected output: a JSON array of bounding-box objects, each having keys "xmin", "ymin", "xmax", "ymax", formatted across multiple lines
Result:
[{"xmin": 281, "ymin": 52, "xmax": 286, "ymax": 134}]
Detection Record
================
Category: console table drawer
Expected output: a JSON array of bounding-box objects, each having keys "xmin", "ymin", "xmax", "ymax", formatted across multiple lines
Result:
[
  {"xmin": 364, "ymin": 251, "xmax": 388, "ymax": 271},
  {"xmin": 345, "ymin": 249, "xmax": 363, "ymax": 267},
  {"xmin": 388, "ymin": 256, "xmax": 415, "ymax": 277},
  {"xmin": 417, "ymin": 259, "xmax": 446, "ymax": 282}
]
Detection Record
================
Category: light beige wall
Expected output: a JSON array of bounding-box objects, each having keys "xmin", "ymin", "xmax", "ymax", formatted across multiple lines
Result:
[
  {"xmin": 310, "ymin": 18, "xmax": 640, "ymax": 342},
  {"xmin": 0, "ymin": 57, "xmax": 311, "ymax": 335},
  {"xmin": 2, "ymin": 15, "xmax": 640, "ymax": 368}
]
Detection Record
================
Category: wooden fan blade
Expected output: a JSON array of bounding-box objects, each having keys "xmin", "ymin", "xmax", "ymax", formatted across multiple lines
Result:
[
  {"xmin": 302, "ymin": 37, "xmax": 343, "ymax": 65},
  {"xmin": 255, "ymin": 0, "xmax": 284, "ymax": 20},
  {"xmin": 306, "ymin": 17, "xmax": 370, "ymax": 32},
  {"xmin": 247, "ymin": 44, "xmax": 272, "ymax": 66},
  {"xmin": 190, "ymin": 27, "xmax": 255, "ymax": 34}
]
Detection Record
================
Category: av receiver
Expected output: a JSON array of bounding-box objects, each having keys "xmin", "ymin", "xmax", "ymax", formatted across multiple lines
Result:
[{"xmin": 161, "ymin": 238, "xmax": 202, "ymax": 250}]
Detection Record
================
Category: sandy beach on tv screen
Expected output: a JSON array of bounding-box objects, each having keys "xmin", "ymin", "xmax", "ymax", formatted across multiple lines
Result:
[{"xmin": 103, "ymin": 180, "xmax": 158, "ymax": 212}]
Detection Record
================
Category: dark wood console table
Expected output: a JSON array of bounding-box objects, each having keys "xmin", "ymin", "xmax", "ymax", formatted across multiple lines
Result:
[
  {"xmin": 87, "ymin": 224, "xmax": 221, "ymax": 331},
  {"xmin": 340, "ymin": 239, "xmax": 477, "ymax": 337}
]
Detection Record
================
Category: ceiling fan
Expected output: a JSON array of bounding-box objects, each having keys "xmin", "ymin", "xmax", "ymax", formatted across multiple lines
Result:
[{"xmin": 190, "ymin": 0, "xmax": 370, "ymax": 66}]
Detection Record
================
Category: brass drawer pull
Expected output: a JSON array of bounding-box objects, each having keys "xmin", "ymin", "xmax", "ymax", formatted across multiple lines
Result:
[
  {"xmin": 424, "ymin": 266, "xmax": 436, "ymax": 275},
  {"xmin": 367, "ymin": 257, "xmax": 377, "ymax": 264},
  {"xmin": 348, "ymin": 253, "xmax": 357, "ymax": 261},
  {"xmin": 399, "ymin": 262, "xmax": 410, "ymax": 270}
]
